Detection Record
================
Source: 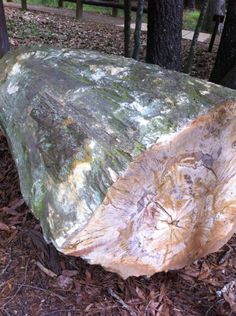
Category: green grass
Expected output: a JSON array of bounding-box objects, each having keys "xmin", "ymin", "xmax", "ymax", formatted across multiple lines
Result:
[
  {"xmin": 15, "ymin": 0, "xmax": 72, "ymax": 9},
  {"xmin": 14, "ymin": 0, "xmax": 200, "ymax": 31},
  {"xmin": 183, "ymin": 10, "xmax": 200, "ymax": 30}
]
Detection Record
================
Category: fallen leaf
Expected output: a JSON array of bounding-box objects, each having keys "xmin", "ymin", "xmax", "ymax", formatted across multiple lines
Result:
[
  {"xmin": 0, "ymin": 222, "xmax": 10, "ymax": 232},
  {"xmin": 62, "ymin": 269, "xmax": 78, "ymax": 277},
  {"xmin": 57, "ymin": 275, "xmax": 73, "ymax": 290},
  {"xmin": 222, "ymin": 281, "xmax": 236, "ymax": 312}
]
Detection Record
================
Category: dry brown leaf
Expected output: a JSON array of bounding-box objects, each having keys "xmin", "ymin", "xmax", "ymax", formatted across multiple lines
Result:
[
  {"xmin": 156, "ymin": 301, "xmax": 170, "ymax": 316},
  {"xmin": 135, "ymin": 286, "xmax": 146, "ymax": 300},
  {"xmin": 222, "ymin": 281, "xmax": 236, "ymax": 312},
  {"xmin": 62, "ymin": 269, "xmax": 78, "ymax": 277},
  {"xmin": 56, "ymin": 275, "xmax": 74, "ymax": 290},
  {"xmin": 0, "ymin": 222, "xmax": 10, "ymax": 232},
  {"xmin": 179, "ymin": 273, "xmax": 196, "ymax": 283}
]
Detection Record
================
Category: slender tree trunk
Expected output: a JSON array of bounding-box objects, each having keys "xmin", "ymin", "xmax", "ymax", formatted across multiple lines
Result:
[
  {"xmin": 132, "ymin": 0, "xmax": 144, "ymax": 60},
  {"xmin": 210, "ymin": 0, "xmax": 236, "ymax": 84},
  {"xmin": 0, "ymin": 0, "xmax": 10, "ymax": 59},
  {"xmin": 146, "ymin": 0, "xmax": 183, "ymax": 71},
  {"xmin": 124, "ymin": 0, "xmax": 131, "ymax": 57},
  {"xmin": 184, "ymin": 0, "xmax": 209, "ymax": 74}
]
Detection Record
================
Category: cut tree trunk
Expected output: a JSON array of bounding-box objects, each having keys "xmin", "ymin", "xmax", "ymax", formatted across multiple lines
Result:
[{"xmin": 1, "ymin": 48, "xmax": 236, "ymax": 278}]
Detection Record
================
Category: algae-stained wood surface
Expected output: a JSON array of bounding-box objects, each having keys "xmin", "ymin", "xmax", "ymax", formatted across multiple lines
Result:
[{"xmin": 0, "ymin": 47, "xmax": 236, "ymax": 278}]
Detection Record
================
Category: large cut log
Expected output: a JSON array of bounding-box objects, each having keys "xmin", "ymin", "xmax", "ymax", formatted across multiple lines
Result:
[{"xmin": 1, "ymin": 47, "xmax": 236, "ymax": 278}]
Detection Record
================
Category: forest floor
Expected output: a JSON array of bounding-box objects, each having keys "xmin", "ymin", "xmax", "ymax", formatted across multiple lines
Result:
[{"xmin": 1, "ymin": 8, "xmax": 235, "ymax": 316}]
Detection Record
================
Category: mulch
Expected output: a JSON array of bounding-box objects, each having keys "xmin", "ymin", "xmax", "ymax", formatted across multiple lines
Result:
[{"xmin": 0, "ymin": 7, "xmax": 235, "ymax": 316}]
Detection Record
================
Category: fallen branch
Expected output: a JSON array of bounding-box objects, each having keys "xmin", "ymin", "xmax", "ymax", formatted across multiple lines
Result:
[
  {"xmin": 108, "ymin": 288, "xmax": 137, "ymax": 316},
  {"xmin": 33, "ymin": 260, "xmax": 57, "ymax": 278}
]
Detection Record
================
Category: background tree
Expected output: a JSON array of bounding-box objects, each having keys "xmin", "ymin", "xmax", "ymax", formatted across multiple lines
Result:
[
  {"xmin": 202, "ymin": 0, "xmax": 225, "ymax": 33},
  {"xmin": 210, "ymin": 0, "xmax": 236, "ymax": 85},
  {"xmin": 146, "ymin": 0, "xmax": 184, "ymax": 71},
  {"xmin": 132, "ymin": 0, "xmax": 144, "ymax": 60},
  {"xmin": 184, "ymin": 0, "xmax": 209, "ymax": 74},
  {"xmin": 184, "ymin": 0, "xmax": 195, "ymax": 11},
  {"xmin": 0, "ymin": 0, "xmax": 10, "ymax": 59},
  {"xmin": 124, "ymin": 0, "xmax": 131, "ymax": 57}
]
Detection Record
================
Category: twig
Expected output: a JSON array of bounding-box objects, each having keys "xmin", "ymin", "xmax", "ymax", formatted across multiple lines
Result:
[
  {"xmin": 42, "ymin": 309, "xmax": 83, "ymax": 316},
  {"xmin": 0, "ymin": 309, "xmax": 11, "ymax": 316},
  {"xmin": 1, "ymin": 284, "xmax": 24, "ymax": 308},
  {"xmin": 1, "ymin": 248, "xmax": 12, "ymax": 276},
  {"xmin": 107, "ymin": 288, "xmax": 137, "ymax": 316},
  {"xmin": 1, "ymin": 259, "xmax": 29, "ymax": 309},
  {"xmin": 218, "ymin": 244, "xmax": 233, "ymax": 264},
  {"xmin": 205, "ymin": 304, "xmax": 215, "ymax": 316},
  {"xmin": 0, "ymin": 282, "xmax": 6, "ymax": 289},
  {"xmin": 16, "ymin": 284, "xmax": 66, "ymax": 302},
  {"xmin": 144, "ymin": 293, "xmax": 160, "ymax": 316},
  {"xmin": 33, "ymin": 260, "xmax": 57, "ymax": 278}
]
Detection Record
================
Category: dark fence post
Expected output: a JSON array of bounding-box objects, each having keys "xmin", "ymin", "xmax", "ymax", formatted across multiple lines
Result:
[
  {"xmin": 76, "ymin": 0, "xmax": 83, "ymax": 19},
  {"xmin": 112, "ymin": 0, "xmax": 118, "ymax": 17},
  {"xmin": 58, "ymin": 0, "xmax": 63, "ymax": 8},
  {"xmin": 21, "ymin": 0, "xmax": 27, "ymax": 10}
]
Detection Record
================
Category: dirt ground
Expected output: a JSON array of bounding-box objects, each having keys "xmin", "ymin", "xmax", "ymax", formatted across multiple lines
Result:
[{"xmin": 1, "ymin": 7, "xmax": 236, "ymax": 316}]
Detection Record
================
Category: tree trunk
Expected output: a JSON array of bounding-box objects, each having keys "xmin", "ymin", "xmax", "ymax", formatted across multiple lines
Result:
[
  {"xmin": 196, "ymin": 0, "xmax": 203, "ymax": 9},
  {"xmin": 221, "ymin": 65, "xmax": 236, "ymax": 90},
  {"xmin": 0, "ymin": 0, "xmax": 10, "ymax": 59},
  {"xmin": 21, "ymin": 0, "xmax": 27, "ymax": 11},
  {"xmin": 202, "ymin": 0, "xmax": 225, "ymax": 33},
  {"xmin": 146, "ymin": 0, "xmax": 183, "ymax": 71},
  {"xmin": 184, "ymin": 0, "xmax": 209, "ymax": 74},
  {"xmin": 132, "ymin": 0, "xmax": 144, "ymax": 60},
  {"xmin": 124, "ymin": 0, "xmax": 131, "ymax": 57},
  {"xmin": 210, "ymin": 0, "xmax": 236, "ymax": 84},
  {"xmin": 184, "ymin": 0, "xmax": 195, "ymax": 11},
  {"xmin": 1, "ymin": 47, "xmax": 236, "ymax": 279}
]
